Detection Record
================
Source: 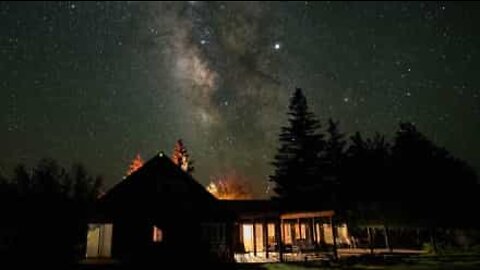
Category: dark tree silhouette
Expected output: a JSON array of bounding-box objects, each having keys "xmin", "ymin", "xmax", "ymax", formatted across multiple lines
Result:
[
  {"xmin": 270, "ymin": 88, "xmax": 325, "ymax": 206},
  {"xmin": 324, "ymin": 119, "xmax": 346, "ymax": 175},
  {"xmin": 268, "ymin": 90, "xmax": 479, "ymax": 250},
  {"xmin": 336, "ymin": 122, "xmax": 480, "ymax": 251},
  {"xmin": 342, "ymin": 132, "xmax": 368, "ymax": 199},
  {"xmin": 323, "ymin": 119, "xmax": 346, "ymax": 208},
  {"xmin": 391, "ymin": 122, "xmax": 478, "ymax": 227},
  {"xmin": 1, "ymin": 159, "xmax": 103, "ymax": 266},
  {"xmin": 31, "ymin": 158, "xmax": 66, "ymax": 195},
  {"xmin": 11, "ymin": 164, "xmax": 32, "ymax": 195}
]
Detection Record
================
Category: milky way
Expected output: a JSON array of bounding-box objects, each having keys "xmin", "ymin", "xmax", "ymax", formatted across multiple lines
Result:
[
  {"xmin": 1, "ymin": 2, "xmax": 479, "ymax": 197},
  {"xmin": 150, "ymin": 2, "xmax": 290, "ymax": 195}
]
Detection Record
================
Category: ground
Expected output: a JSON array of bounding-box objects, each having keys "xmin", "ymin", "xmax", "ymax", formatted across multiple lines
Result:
[
  {"xmin": 236, "ymin": 254, "xmax": 480, "ymax": 270},
  {"xmin": 76, "ymin": 252, "xmax": 480, "ymax": 270}
]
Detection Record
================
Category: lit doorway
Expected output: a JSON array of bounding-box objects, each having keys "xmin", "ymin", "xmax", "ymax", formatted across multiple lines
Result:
[
  {"xmin": 242, "ymin": 224, "xmax": 254, "ymax": 252},
  {"xmin": 86, "ymin": 224, "xmax": 113, "ymax": 258}
]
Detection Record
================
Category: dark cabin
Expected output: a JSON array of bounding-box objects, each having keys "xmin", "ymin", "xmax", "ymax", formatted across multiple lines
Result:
[
  {"xmin": 84, "ymin": 152, "xmax": 348, "ymax": 264},
  {"xmin": 86, "ymin": 152, "xmax": 233, "ymax": 264}
]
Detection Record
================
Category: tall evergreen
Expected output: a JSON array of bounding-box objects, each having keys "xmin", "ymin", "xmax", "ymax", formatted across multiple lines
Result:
[
  {"xmin": 324, "ymin": 119, "xmax": 346, "ymax": 184},
  {"xmin": 172, "ymin": 139, "xmax": 194, "ymax": 174},
  {"xmin": 270, "ymin": 88, "xmax": 324, "ymax": 205},
  {"xmin": 391, "ymin": 122, "xmax": 477, "ymax": 226},
  {"xmin": 322, "ymin": 119, "xmax": 346, "ymax": 209}
]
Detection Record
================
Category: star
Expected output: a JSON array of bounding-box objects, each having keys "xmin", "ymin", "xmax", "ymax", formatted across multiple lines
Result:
[{"xmin": 1, "ymin": 1, "xmax": 479, "ymax": 198}]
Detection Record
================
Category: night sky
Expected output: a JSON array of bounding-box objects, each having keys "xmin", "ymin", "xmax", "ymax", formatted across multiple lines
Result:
[{"xmin": 1, "ymin": 2, "xmax": 479, "ymax": 197}]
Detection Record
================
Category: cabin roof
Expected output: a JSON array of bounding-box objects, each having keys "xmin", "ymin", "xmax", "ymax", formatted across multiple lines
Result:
[{"xmin": 96, "ymin": 152, "xmax": 227, "ymax": 221}]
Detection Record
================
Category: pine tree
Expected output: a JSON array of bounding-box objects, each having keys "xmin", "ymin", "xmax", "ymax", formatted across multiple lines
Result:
[
  {"xmin": 127, "ymin": 154, "xmax": 144, "ymax": 175},
  {"xmin": 324, "ymin": 119, "xmax": 346, "ymax": 183},
  {"xmin": 270, "ymin": 88, "xmax": 324, "ymax": 205},
  {"xmin": 172, "ymin": 139, "xmax": 194, "ymax": 174},
  {"xmin": 323, "ymin": 119, "xmax": 346, "ymax": 209},
  {"xmin": 12, "ymin": 164, "xmax": 31, "ymax": 195}
]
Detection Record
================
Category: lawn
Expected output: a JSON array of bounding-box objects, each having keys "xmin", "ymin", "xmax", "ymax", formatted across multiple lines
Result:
[{"xmin": 237, "ymin": 254, "xmax": 480, "ymax": 270}]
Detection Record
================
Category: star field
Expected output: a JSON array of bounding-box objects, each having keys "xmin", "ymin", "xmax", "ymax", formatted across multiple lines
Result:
[{"xmin": 1, "ymin": 2, "xmax": 479, "ymax": 197}]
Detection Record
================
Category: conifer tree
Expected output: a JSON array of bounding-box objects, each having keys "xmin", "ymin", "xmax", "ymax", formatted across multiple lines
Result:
[
  {"xmin": 270, "ymin": 88, "xmax": 324, "ymax": 204},
  {"xmin": 172, "ymin": 139, "xmax": 194, "ymax": 174}
]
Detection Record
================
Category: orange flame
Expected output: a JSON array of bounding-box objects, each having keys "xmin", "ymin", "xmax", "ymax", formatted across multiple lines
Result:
[
  {"xmin": 206, "ymin": 171, "xmax": 252, "ymax": 200},
  {"xmin": 127, "ymin": 154, "xmax": 144, "ymax": 175}
]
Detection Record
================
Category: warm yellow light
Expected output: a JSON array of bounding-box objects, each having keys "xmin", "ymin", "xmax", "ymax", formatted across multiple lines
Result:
[
  {"xmin": 153, "ymin": 226, "xmax": 163, "ymax": 242},
  {"xmin": 242, "ymin": 224, "xmax": 254, "ymax": 252}
]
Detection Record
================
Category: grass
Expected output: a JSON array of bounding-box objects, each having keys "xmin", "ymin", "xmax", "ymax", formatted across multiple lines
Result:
[{"xmin": 237, "ymin": 254, "xmax": 480, "ymax": 270}]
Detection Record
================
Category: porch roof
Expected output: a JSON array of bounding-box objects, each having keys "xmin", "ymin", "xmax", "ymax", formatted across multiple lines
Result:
[{"xmin": 280, "ymin": 210, "xmax": 335, "ymax": 220}]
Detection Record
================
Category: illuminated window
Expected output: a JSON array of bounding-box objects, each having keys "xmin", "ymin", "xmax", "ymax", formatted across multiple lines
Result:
[
  {"xmin": 323, "ymin": 224, "xmax": 333, "ymax": 244},
  {"xmin": 242, "ymin": 224, "xmax": 254, "ymax": 252},
  {"xmin": 315, "ymin": 223, "xmax": 321, "ymax": 243},
  {"xmin": 255, "ymin": 224, "xmax": 264, "ymax": 252},
  {"xmin": 268, "ymin": 223, "xmax": 276, "ymax": 244},
  {"xmin": 283, "ymin": 223, "xmax": 292, "ymax": 244},
  {"xmin": 153, "ymin": 226, "xmax": 163, "ymax": 242},
  {"xmin": 300, "ymin": 224, "xmax": 306, "ymax": 239},
  {"xmin": 294, "ymin": 223, "xmax": 300, "ymax": 240}
]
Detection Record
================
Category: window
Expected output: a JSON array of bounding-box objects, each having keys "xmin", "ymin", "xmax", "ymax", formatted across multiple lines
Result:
[
  {"xmin": 153, "ymin": 226, "xmax": 163, "ymax": 242},
  {"xmin": 283, "ymin": 223, "xmax": 292, "ymax": 244},
  {"xmin": 268, "ymin": 223, "xmax": 276, "ymax": 245},
  {"xmin": 242, "ymin": 224, "xmax": 254, "ymax": 252},
  {"xmin": 300, "ymin": 224, "xmax": 306, "ymax": 239},
  {"xmin": 255, "ymin": 224, "xmax": 264, "ymax": 251}
]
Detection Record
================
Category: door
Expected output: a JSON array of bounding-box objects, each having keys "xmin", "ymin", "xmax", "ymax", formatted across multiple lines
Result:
[{"xmin": 86, "ymin": 223, "xmax": 113, "ymax": 258}]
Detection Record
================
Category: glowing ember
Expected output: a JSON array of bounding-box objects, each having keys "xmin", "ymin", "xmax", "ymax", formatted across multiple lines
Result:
[
  {"xmin": 127, "ymin": 154, "xmax": 144, "ymax": 175},
  {"xmin": 207, "ymin": 172, "xmax": 252, "ymax": 200}
]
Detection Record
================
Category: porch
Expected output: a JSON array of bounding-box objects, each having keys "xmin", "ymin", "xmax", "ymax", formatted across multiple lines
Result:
[{"xmin": 234, "ymin": 210, "xmax": 350, "ymax": 263}]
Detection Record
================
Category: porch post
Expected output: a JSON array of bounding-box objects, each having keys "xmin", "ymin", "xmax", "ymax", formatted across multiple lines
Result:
[
  {"xmin": 253, "ymin": 221, "xmax": 257, "ymax": 256},
  {"xmin": 297, "ymin": 218, "xmax": 302, "ymax": 240},
  {"xmin": 276, "ymin": 219, "xmax": 283, "ymax": 262},
  {"xmin": 239, "ymin": 223, "xmax": 244, "ymax": 248},
  {"xmin": 291, "ymin": 220, "xmax": 296, "ymax": 243},
  {"xmin": 263, "ymin": 221, "xmax": 269, "ymax": 259},
  {"xmin": 384, "ymin": 225, "xmax": 392, "ymax": 253},
  {"xmin": 330, "ymin": 216, "xmax": 338, "ymax": 261},
  {"xmin": 309, "ymin": 218, "xmax": 315, "ymax": 246},
  {"xmin": 319, "ymin": 220, "xmax": 326, "ymax": 246},
  {"xmin": 367, "ymin": 227, "xmax": 374, "ymax": 255}
]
